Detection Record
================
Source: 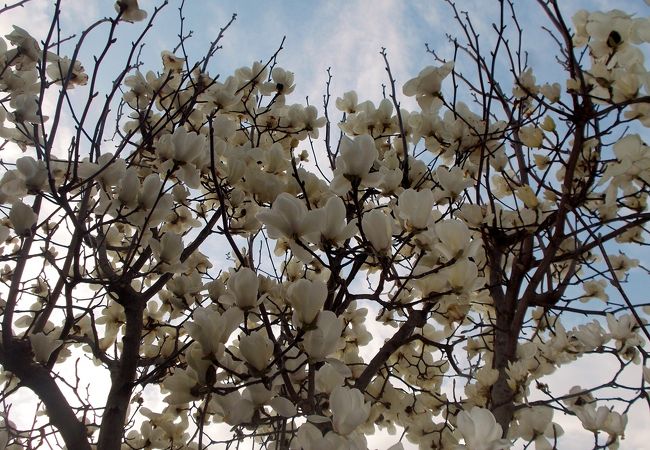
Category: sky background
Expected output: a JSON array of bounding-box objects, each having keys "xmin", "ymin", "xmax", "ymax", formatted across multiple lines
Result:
[{"xmin": 1, "ymin": 0, "xmax": 649, "ymax": 448}]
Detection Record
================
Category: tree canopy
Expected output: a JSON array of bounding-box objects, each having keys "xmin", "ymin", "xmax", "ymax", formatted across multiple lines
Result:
[{"xmin": 0, "ymin": 0, "xmax": 649, "ymax": 449}]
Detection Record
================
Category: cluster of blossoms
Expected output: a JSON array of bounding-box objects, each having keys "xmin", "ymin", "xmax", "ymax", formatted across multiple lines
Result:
[{"xmin": 0, "ymin": 1, "xmax": 648, "ymax": 449}]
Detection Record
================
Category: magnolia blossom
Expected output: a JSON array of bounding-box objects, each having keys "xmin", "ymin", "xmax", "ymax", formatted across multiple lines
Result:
[
  {"xmin": 435, "ymin": 166, "xmax": 471, "ymax": 201},
  {"xmin": 156, "ymin": 128, "xmax": 207, "ymax": 188},
  {"xmin": 162, "ymin": 368, "xmax": 199, "ymax": 405},
  {"xmin": 239, "ymin": 329, "xmax": 273, "ymax": 371},
  {"xmin": 307, "ymin": 196, "xmax": 357, "ymax": 247},
  {"xmin": 150, "ymin": 232, "xmax": 184, "ymax": 272},
  {"xmin": 5, "ymin": 26, "xmax": 40, "ymax": 70},
  {"xmin": 256, "ymin": 193, "xmax": 321, "ymax": 240},
  {"xmin": 519, "ymin": 126, "xmax": 544, "ymax": 148},
  {"xmin": 29, "ymin": 332, "xmax": 62, "ymax": 363},
  {"xmin": 403, "ymin": 62, "xmax": 454, "ymax": 110},
  {"xmin": 161, "ymin": 51, "xmax": 184, "ymax": 73},
  {"xmin": 8, "ymin": 94, "xmax": 43, "ymax": 124},
  {"xmin": 511, "ymin": 407, "xmax": 563, "ymax": 450},
  {"xmin": 455, "ymin": 407, "xmax": 510, "ymax": 450},
  {"xmin": 574, "ymin": 404, "xmax": 610, "ymax": 432},
  {"xmin": 512, "ymin": 68, "xmax": 538, "ymax": 98},
  {"xmin": 263, "ymin": 67, "xmax": 295, "ymax": 95},
  {"xmin": 361, "ymin": 209, "xmax": 393, "ymax": 255},
  {"xmin": 269, "ymin": 396, "xmax": 297, "ymax": 417},
  {"xmin": 15, "ymin": 156, "xmax": 47, "ymax": 192},
  {"xmin": 212, "ymin": 391, "xmax": 255, "ymax": 426},
  {"xmin": 572, "ymin": 321, "xmax": 608, "ymax": 349},
  {"xmin": 221, "ymin": 268, "xmax": 260, "ymax": 310},
  {"xmin": 330, "ymin": 386, "xmax": 370, "ymax": 435},
  {"xmin": 435, "ymin": 219, "xmax": 476, "ymax": 260},
  {"xmin": 335, "ymin": 90, "xmax": 359, "ymax": 113},
  {"xmin": 114, "ymin": 0, "xmax": 147, "ymax": 22},
  {"xmin": 9, "ymin": 200, "xmax": 37, "ymax": 235},
  {"xmin": 303, "ymin": 311, "xmax": 343, "ymax": 361},
  {"xmin": 516, "ymin": 184, "xmax": 540, "ymax": 209},
  {"xmin": 291, "ymin": 423, "xmax": 349, "ymax": 450},
  {"xmin": 46, "ymin": 56, "xmax": 88, "ymax": 86},
  {"xmin": 315, "ymin": 363, "xmax": 349, "ymax": 393},
  {"xmin": 330, "ymin": 135, "xmax": 380, "ymax": 194},
  {"xmin": 600, "ymin": 134, "xmax": 650, "ymax": 186},
  {"xmin": 185, "ymin": 307, "xmax": 242, "ymax": 357},
  {"xmin": 287, "ymin": 278, "xmax": 327, "ymax": 327},
  {"xmin": 606, "ymin": 313, "xmax": 643, "ymax": 359},
  {"xmin": 581, "ymin": 279, "xmax": 609, "ymax": 302},
  {"xmin": 398, "ymin": 189, "xmax": 434, "ymax": 230},
  {"xmin": 445, "ymin": 258, "xmax": 481, "ymax": 294},
  {"xmin": 1, "ymin": 3, "xmax": 648, "ymax": 449}
]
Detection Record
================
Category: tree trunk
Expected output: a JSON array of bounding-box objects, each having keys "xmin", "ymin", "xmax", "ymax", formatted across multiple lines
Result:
[
  {"xmin": 491, "ymin": 313, "xmax": 517, "ymax": 435},
  {"xmin": 0, "ymin": 340, "xmax": 91, "ymax": 450},
  {"xmin": 97, "ymin": 297, "xmax": 145, "ymax": 450}
]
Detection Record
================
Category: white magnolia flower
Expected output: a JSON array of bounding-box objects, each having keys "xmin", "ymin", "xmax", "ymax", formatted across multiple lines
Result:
[
  {"xmin": 606, "ymin": 313, "xmax": 640, "ymax": 342},
  {"xmin": 212, "ymin": 390, "xmax": 255, "ymax": 425},
  {"xmin": 77, "ymin": 153, "xmax": 126, "ymax": 187},
  {"xmin": 435, "ymin": 219, "xmax": 475, "ymax": 260},
  {"xmin": 361, "ymin": 209, "xmax": 393, "ymax": 255},
  {"xmin": 330, "ymin": 135, "xmax": 381, "ymax": 194},
  {"xmin": 540, "ymin": 82, "xmax": 561, "ymax": 102},
  {"xmin": 315, "ymin": 363, "xmax": 348, "ymax": 394},
  {"xmin": 5, "ymin": 26, "xmax": 40, "ymax": 69},
  {"xmin": 398, "ymin": 189, "xmax": 434, "ymax": 230},
  {"xmin": 519, "ymin": 126, "xmax": 544, "ymax": 148},
  {"xmin": 572, "ymin": 321, "xmax": 608, "ymax": 349},
  {"xmin": 574, "ymin": 404, "xmax": 610, "ymax": 432},
  {"xmin": 243, "ymin": 383, "xmax": 273, "ymax": 405},
  {"xmin": 185, "ymin": 307, "xmax": 243, "ymax": 357},
  {"xmin": 16, "ymin": 156, "xmax": 47, "ymax": 193},
  {"xmin": 512, "ymin": 68, "xmax": 538, "ymax": 98},
  {"xmin": 29, "ymin": 332, "xmax": 62, "ymax": 363},
  {"xmin": 256, "ymin": 193, "xmax": 321, "ymax": 240},
  {"xmin": 115, "ymin": 0, "xmax": 147, "ymax": 22},
  {"xmin": 8, "ymin": 94, "xmax": 44, "ymax": 124},
  {"xmin": 270, "ymin": 396, "xmax": 297, "ymax": 417},
  {"xmin": 455, "ymin": 407, "xmax": 510, "ymax": 450},
  {"xmin": 222, "ymin": 268, "xmax": 260, "ymax": 310},
  {"xmin": 307, "ymin": 196, "xmax": 356, "ymax": 246},
  {"xmin": 9, "ymin": 200, "xmax": 37, "ymax": 235},
  {"xmin": 435, "ymin": 166, "xmax": 471, "ymax": 201},
  {"xmin": 330, "ymin": 387, "xmax": 370, "ymax": 435},
  {"xmin": 516, "ymin": 184, "xmax": 540, "ymax": 209},
  {"xmin": 403, "ymin": 62, "xmax": 454, "ymax": 110},
  {"xmin": 155, "ymin": 128, "xmax": 207, "ymax": 188},
  {"xmin": 303, "ymin": 311, "xmax": 343, "ymax": 361},
  {"xmin": 150, "ymin": 232, "xmax": 183, "ymax": 268},
  {"xmin": 603, "ymin": 410, "xmax": 627, "ymax": 437},
  {"xmin": 512, "ymin": 406, "xmax": 563, "ymax": 450},
  {"xmin": 287, "ymin": 278, "xmax": 327, "ymax": 327},
  {"xmin": 46, "ymin": 56, "xmax": 88, "ymax": 86},
  {"xmin": 340, "ymin": 135, "xmax": 377, "ymax": 177},
  {"xmin": 163, "ymin": 369, "xmax": 201, "ymax": 405},
  {"xmin": 239, "ymin": 329, "xmax": 273, "ymax": 372},
  {"xmin": 161, "ymin": 50, "xmax": 184, "ymax": 73},
  {"xmin": 580, "ymin": 279, "xmax": 609, "ymax": 303},
  {"xmin": 291, "ymin": 423, "xmax": 348, "ymax": 450},
  {"xmin": 261, "ymin": 67, "xmax": 295, "ymax": 95},
  {"xmin": 335, "ymin": 90, "xmax": 359, "ymax": 113},
  {"xmin": 445, "ymin": 258, "xmax": 481, "ymax": 294},
  {"xmin": 600, "ymin": 134, "xmax": 650, "ymax": 186}
]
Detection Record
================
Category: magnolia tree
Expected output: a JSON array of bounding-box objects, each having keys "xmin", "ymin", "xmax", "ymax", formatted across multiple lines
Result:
[{"xmin": 0, "ymin": 0, "xmax": 649, "ymax": 448}]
